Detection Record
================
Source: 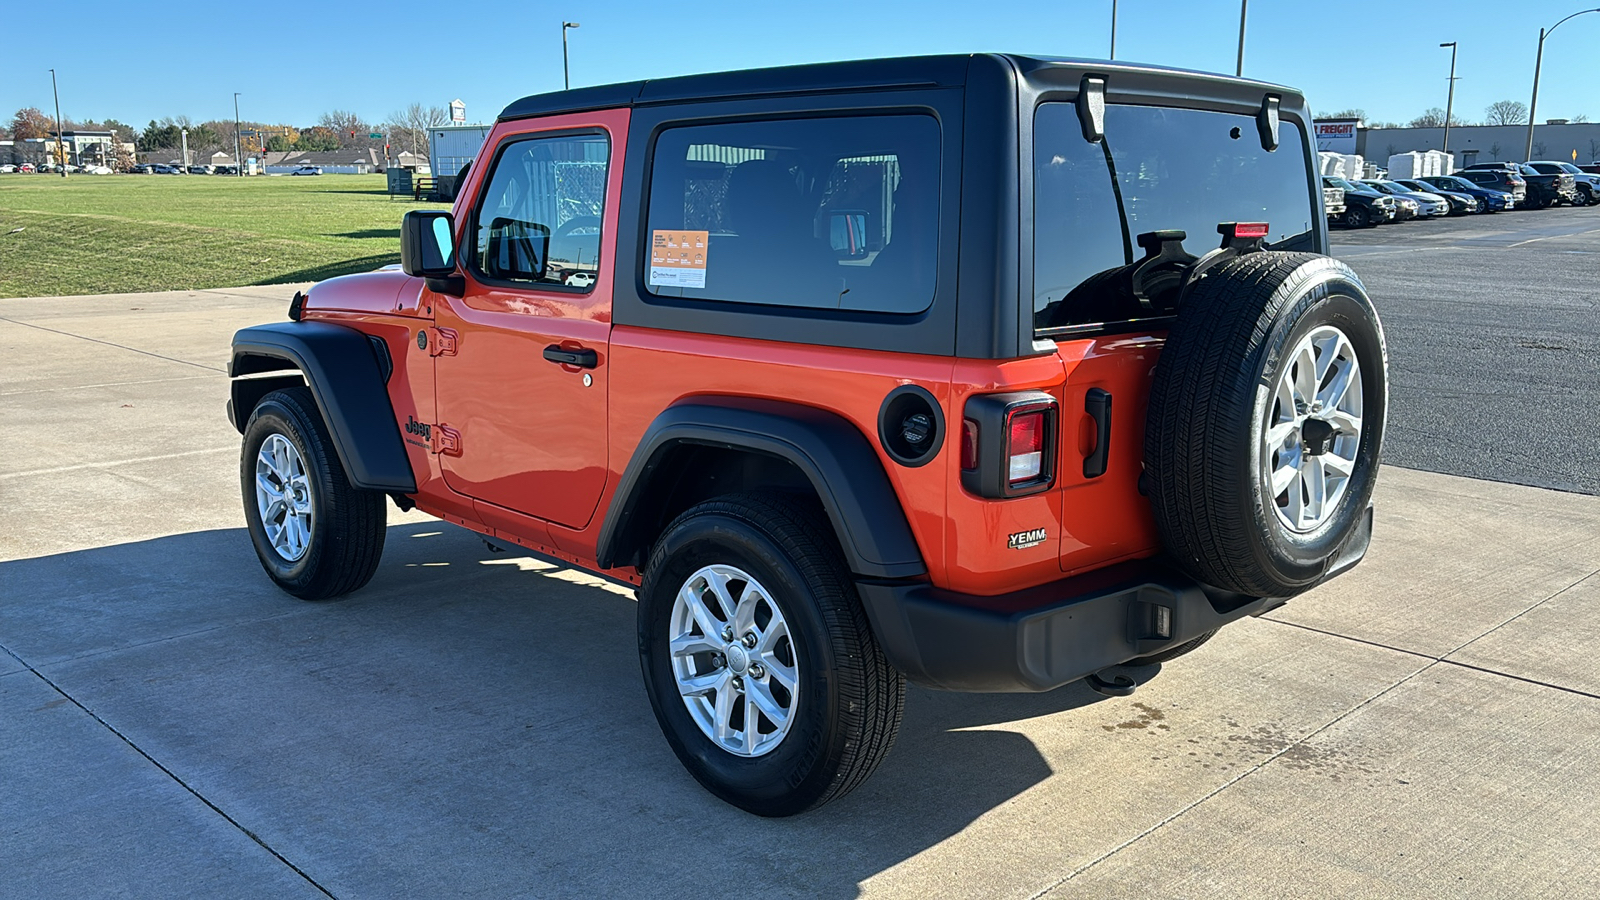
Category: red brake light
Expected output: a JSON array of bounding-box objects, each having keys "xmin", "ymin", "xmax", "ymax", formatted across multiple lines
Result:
[
  {"xmin": 1229, "ymin": 222, "xmax": 1270, "ymax": 238},
  {"xmin": 961, "ymin": 419, "xmax": 979, "ymax": 470},
  {"xmin": 1007, "ymin": 409, "xmax": 1047, "ymax": 485}
]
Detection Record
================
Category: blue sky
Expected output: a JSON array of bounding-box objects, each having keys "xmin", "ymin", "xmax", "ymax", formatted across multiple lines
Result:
[{"xmin": 5, "ymin": 0, "xmax": 1597, "ymax": 129}]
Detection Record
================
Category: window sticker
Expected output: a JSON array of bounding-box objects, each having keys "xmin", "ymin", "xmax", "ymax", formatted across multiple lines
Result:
[{"xmin": 648, "ymin": 230, "xmax": 709, "ymax": 289}]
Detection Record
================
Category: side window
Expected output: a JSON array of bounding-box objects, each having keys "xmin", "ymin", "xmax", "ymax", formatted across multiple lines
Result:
[
  {"xmin": 471, "ymin": 133, "xmax": 609, "ymax": 291},
  {"xmin": 643, "ymin": 114, "xmax": 939, "ymax": 314}
]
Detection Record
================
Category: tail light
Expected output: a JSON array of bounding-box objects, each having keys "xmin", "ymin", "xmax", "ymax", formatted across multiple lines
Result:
[
  {"xmin": 1008, "ymin": 409, "xmax": 1046, "ymax": 485},
  {"xmin": 960, "ymin": 392, "xmax": 1057, "ymax": 498}
]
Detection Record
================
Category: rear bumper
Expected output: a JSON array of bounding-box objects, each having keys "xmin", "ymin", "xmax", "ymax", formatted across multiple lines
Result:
[{"xmin": 857, "ymin": 506, "xmax": 1373, "ymax": 693}]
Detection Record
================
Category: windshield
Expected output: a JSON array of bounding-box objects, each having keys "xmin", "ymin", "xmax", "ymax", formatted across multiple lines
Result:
[
  {"xmin": 1362, "ymin": 182, "xmax": 1395, "ymax": 194},
  {"xmin": 1433, "ymin": 176, "xmax": 1473, "ymax": 190},
  {"xmin": 1557, "ymin": 163, "xmax": 1583, "ymax": 174},
  {"xmin": 1325, "ymin": 177, "xmax": 1360, "ymax": 191},
  {"xmin": 1034, "ymin": 103, "xmax": 1314, "ymax": 332}
]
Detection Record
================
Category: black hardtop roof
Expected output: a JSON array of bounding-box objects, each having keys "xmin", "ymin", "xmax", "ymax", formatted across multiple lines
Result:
[{"xmin": 497, "ymin": 53, "xmax": 1298, "ymax": 122}]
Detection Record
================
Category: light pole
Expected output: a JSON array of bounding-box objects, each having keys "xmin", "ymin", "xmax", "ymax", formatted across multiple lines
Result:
[
  {"xmin": 234, "ymin": 92, "xmax": 243, "ymax": 177},
  {"xmin": 1109, "ymin": 0, "xmax": 1117, "ymax": 59},
  {"xmin": 1525, "ymin": 8, "xmax": 1600, "ymax": 161},
  {"xmin": 49, "ymin": 68, "xmax": 66, "ymax": 178},
  {"xmin": 562, "ymin": 22, "xmax": 580, "ymax": 90},
  {"xmin": 1440, "ymin": 42, "xmax": 1458, "ymax": 155},
  {"xmin": 1236, "ymin": 0, "xmax": 1249, "ymax": 76}
]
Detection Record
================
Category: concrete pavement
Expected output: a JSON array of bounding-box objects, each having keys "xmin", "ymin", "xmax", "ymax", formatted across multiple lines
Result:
[{"xmin": 2, "ymin": 283, "xmax": 1597, "ymax": 899}]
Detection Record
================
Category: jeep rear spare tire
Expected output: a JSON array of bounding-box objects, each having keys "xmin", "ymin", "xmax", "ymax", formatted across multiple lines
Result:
[{"xmin": 1144, "ymin": 252, "xmax": 1386, "ymax": 597}]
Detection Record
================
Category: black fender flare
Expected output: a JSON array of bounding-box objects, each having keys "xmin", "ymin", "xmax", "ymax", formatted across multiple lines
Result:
[
  {"xmin": 229, "ymin": 321, "xmax": 416, "ymax": 494},
  {"xmin": 596, "ymin": 398, "xmax": 926, "ymax": 580}
]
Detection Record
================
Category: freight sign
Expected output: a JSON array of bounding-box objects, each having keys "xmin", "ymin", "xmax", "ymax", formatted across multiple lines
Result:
[{"xmin": 1315, "ymin": 119, "xmax": 1361, "ymax": 154}]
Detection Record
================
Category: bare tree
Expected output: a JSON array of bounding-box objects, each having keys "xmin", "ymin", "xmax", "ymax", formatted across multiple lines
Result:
[
  {"xmin": 382, "ymin": 102, "xmax": 449, "ymax": 162},
  {"xmin": 319, "ymin": 109, "xmax": 371, "ymax": 144},
  {"xmin": 1589, "ymin": 138, "xmax": 1600, "ymax": 162},
  {"xmin": 1326, "ymin": 108, "xmax": 1367, "ymax": 120},
  {"xmin": 1485, "ymin": 100, "xmax": 1529, "ymax": 126},
  {"xmin": 1572, "ymin": 113, "xmax": 1590, "ymax": 123},
  {"xmin": 1408, "ymin": 108, "xmax": 1447, "ymax": 128},
  {"xmin": 1533, "ymin": 141, "xmax": 1547, "ymax": 157}
]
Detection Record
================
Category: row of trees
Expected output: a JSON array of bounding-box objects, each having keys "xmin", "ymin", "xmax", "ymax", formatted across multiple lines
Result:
[
  {"xmin": 4, "ymin": 103, "xmax": 455, "ymax": 162},
  {"xmin": 1326, "ymin": 103, "xmax": 1591, "ymax": 129}
]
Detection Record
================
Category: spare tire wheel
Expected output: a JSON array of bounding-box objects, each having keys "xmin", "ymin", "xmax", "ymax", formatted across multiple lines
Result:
[{"xmin": 1144, "ymin": 252, "xmax": 1386, "ymax": 597}]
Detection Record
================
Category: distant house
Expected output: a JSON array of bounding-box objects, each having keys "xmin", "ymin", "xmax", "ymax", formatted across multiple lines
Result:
[{"xmin": 262, "ymin": 149, "xmax": 385, "ymax": 175}]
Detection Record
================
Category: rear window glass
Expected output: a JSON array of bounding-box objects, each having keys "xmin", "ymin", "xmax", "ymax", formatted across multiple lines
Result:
[
  {"xmin": 1034, "ymin": 104, "xmax": 1315, "ymax": 333},
  {"xmin": 644, "ymin": 114, "xmax": 939, "ymax": 314}
]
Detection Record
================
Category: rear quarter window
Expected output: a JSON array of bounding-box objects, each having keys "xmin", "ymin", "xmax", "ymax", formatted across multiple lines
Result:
[{"xmin": 643, "ymin": 114, "xmax": 939, "ymax": 314}]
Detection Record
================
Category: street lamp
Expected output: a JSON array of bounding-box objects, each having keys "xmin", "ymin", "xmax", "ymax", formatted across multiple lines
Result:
[
  {"xmin": 1236, "ymin": 0, "xmax": 1249, "ymax": 76},
  {"xmin": 562, "ymin": 22, "xmax": 580, "ymax": 90},
  {"xmin": 49, "ymin": 68, "xmax": 66, "ymax": 178},
  {"xmin": 1525, "ymin": 8, "xmax": 1600, "ymax": 161},
  {"xmin": 1109, "ymin": 0, "xmax": 1117, "ymax": 59},
  {"xmin": 234, "ymin": 92, "xmax": 243, "ymax": 177},
  {"xmin": 1440, "ymin": 42, "xmax": 1458, "ymax": 156}
]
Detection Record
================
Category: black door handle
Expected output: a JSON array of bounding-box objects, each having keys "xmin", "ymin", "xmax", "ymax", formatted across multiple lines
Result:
[
  {"xmin": 1084, "ymin": 388, "xmax": 1112, "ymax": 478},
  {"xmin": 542, "ymin": 345, "xmax": 597, "ymax": 368}
]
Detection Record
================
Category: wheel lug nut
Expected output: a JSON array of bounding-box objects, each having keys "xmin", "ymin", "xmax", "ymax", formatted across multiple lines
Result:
[
  {"xmin": 731, "ymin": 676, "xmax": 744, "ymax": 690},
  {"xmin": 743, "ymin": 632, "xmax": 758, "ymax": 649},
  {"xmin": 721, "ymin": 626, "xmax": 735, "ymax": 641},
  {"xmin": 749, "ymin": 664, "xmax": 765, "ymax": 679}
]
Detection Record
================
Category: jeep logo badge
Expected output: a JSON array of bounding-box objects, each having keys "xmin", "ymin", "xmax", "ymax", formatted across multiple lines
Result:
[
  {"xmin": 1007, "ymin": 528, "xmax": 1047, "ymax": 550},
  {"xmin": 404, "ymin": 416, "xmax": 432, "ymax": 441}
]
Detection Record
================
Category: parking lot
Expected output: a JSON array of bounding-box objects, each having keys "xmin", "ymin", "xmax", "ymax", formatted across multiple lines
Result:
[{"xmin": 2, "ymin": 211, "xmax": 1598, "ymax": 898}]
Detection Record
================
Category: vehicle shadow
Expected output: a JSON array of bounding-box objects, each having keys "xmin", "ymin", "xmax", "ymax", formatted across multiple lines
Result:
[
  {"xmin": 0, "ymin": 523, "xmax": 1160, "ymax": 898},
  {"xmin": 253, "ymin": 254, "xmax": 397, "ymax": 285}
]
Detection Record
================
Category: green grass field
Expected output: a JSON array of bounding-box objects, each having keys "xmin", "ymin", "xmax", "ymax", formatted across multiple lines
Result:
[{"xmin": 0, "ymin": 174, "xmax": 448, "ymax": 298}]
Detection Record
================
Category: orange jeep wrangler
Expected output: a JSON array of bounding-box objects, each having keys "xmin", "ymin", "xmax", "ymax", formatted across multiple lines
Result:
[{"xmin": 229, "ymin": 54, "xmax": 1385, "ymax": 816}]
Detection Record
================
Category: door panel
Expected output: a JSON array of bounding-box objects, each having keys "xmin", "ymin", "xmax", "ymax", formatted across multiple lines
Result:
[{"xmin": 433, "ymin": 110, "xmax": 627, "ymax": 530}]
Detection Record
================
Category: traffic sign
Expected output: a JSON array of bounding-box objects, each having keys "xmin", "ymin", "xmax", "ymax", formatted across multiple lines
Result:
[{"xmin": 369, "ymin": 133, "xmax": 383, "ymax": 139}]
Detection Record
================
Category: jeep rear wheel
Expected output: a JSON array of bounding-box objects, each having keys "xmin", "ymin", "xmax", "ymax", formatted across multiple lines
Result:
[
  {"xmin": 1144, "ymin": 253, "xmax": 1387, "ymax": 598},
  {"xmin": 637, "ymin": 493, "xmax": 904, "ymax": 816},
  {"xmin": 241, "ymin": 386, "xmax": 387, "ymax": 600}
]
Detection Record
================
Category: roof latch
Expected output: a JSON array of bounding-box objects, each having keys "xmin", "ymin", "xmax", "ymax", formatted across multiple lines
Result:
[
  {"xmin": 1077, "ymin": 75, "xmax": 1107, "ymax": 144},
  {"xmin": 1257, "ymin": 94, "xmax": 1281, "ymax": 152}
]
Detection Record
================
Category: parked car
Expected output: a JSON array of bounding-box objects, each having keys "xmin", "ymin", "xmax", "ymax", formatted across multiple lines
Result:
[
  {"xmin": 18, "ymin": 163, "xmax": 36, "ymax": 173},
  {"xmin": 1360, "ymin": 180, "xmax": 1450, "ymax": 218},
  {"xmin": 151, "ymin": 164, "xmax": 182, "ymax": 175},
  {"xmin": 1417, "ymin": 175, "xmax": 1513, "ymax": 213},
  {"xmin": 187, "ymin": 165, "xmax": 213, "ymax": 175},
  {"xmin": 1395, "ymin": 179, "xmax": 1479, "ymax": 215},
  {"xmin": 290, "ymin": 166, "xmax": 323, "ymax": 176},
  {"xmin": 128, "ymin": 164, "xmax": 153, "ymax": 174},
  {"xmin": 564, "ymin": 271, "xmax": 596, "ymax": 288},
  {"xmin": 1462, "ymin": 162, "xmax": 1570, "ymax": 209},
  {"xmin": 1322, "ymin": 183, "xmax": 1346, "ymax": 221},
  {"xmin": 1454, "ymin": 166, "xmax": 1528, "ymax": 207},
  {"xmin": 1527, "ymin": 161, "xmax": 1598, "ymax": 206},
  {"xmin": 1323, "ymin": 176, "xmax": 1396, "ymax": 227},
  {"xmin": 85, "ymin": 165, "xmax": 114, "ymax": 175},
  {"xmin": 230, "ymin": 54, "xmax": 1386, "ymax": 816},
  {"xmin": 0, "ymin": 165, "xmax": 15, "ymax": 174},
  {"xmin": 214, "ymin": 165, "xmax": 239, "ymax": 175}
]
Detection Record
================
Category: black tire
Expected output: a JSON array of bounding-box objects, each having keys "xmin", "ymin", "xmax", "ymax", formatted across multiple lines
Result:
[
  {"xmin": 637, "ymin": 493, "xmax": 905, "ymax": 817},
  {"xmin": 1341, "ymin": 204, "xmax": 1369, "ymax": 229},
  {"xmin": 1144, "ymin": 253, "xmax": 1387, "ymax": 597},
  {"xmin": 241, "ymin": 386, "xmax": 386, "ymax": 600},
  {"xmin": 1128, "ymin": 628, "xmax": 1217, "ymax": 666},
  {"xmin": 1574, "ymin": 188, "xmax": 1593, "ymax": 207}
]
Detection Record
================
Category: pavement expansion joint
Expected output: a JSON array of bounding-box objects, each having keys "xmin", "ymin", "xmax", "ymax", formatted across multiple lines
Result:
[
  {"xmin": 0, "ymin": 314, "xmax": 227, "ymax": 373},
  {"xmin": 0, "ymin": 640, "xmax": 338, "ymax": 899}
]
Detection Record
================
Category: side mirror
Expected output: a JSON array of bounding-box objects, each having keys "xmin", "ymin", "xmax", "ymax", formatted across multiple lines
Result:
[
  {"xmin": 401, "ymin": 210, "xmax": 457, "ymax": 278},
  {"xmin": 483, "ymin": 217, "xmax": 551, "ymax": 282},
  {"xmin": 828, "ymin": 209, "xmax": 871, "ymax": 260}
]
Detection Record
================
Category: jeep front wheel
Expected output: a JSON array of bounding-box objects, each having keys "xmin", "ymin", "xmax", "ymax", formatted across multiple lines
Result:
[
  {"xmin": 241, "ymin": 386, "xmax": 387, "ymax": 600},
  {"xmin": 1144, "ymin": 253, "xmax": 1387, "ymax": 598},
  {"xmin": 637, "ymin": 494, "xmax": 904, "ymax": 816}
]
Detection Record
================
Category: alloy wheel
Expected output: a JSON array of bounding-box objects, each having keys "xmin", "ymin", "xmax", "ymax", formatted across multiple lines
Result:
[
  {"xmin": 255, "ymin": 433, "xmax": 314, "ymax": 561},
  {"xmin": 1261, "ymin": 325, "xmax": 1364, "ymax": 533}
]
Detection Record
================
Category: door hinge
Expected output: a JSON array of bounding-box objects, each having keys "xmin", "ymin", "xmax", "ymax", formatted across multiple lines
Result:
[
  {"xmin": 429, "ymin": 326, "xmax": 458, "ymax": 357},
  {"xmin": 432, "ymin": 424, "xmax": 462, "ymax": 457}
]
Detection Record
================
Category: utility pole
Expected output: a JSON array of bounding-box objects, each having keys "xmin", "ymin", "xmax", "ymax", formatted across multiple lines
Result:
[
  {"xmin": 234, "ymin": 92, "xmax": 243, "ymax": 176},
  {"xmin": 1526, "ymin": 9, "xmax": 1600, "ymax": 161},
  {"xmin": 1236, "ymin": 0, "xmax": 1248, "ymax": 76},
  {"xmin": 1109, "ymin": 0, "xmax": 1117, "ymax": 59},
  {"xmin": 181, "ymin": 128, "xmax": 189, "ymax": 168},
  {"xmin": 562, "ymin": 22, "xmax": 581, "ymax": 90},
  {"xmin": 1440, "ymin": 42, "xmax": 1458, "ymax": 156},
  {"xmin": 49, "ymin": 68, "xmax": 66, "ymax": 178}
]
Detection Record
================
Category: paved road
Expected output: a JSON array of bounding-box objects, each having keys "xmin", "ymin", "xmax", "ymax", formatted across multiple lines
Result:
[
  {"xmin": 1331, "ymin": 207, "xmax": 1600, "ymax": 495},
  {"xmin": 2, "ymin": 277, "xmax": 1598, "ymax": 898}
]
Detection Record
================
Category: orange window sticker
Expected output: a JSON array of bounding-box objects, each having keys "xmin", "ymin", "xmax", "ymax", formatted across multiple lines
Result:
[{"xmin": 648, "ymin": 230, "xmax": 709, "ymax": 289}]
